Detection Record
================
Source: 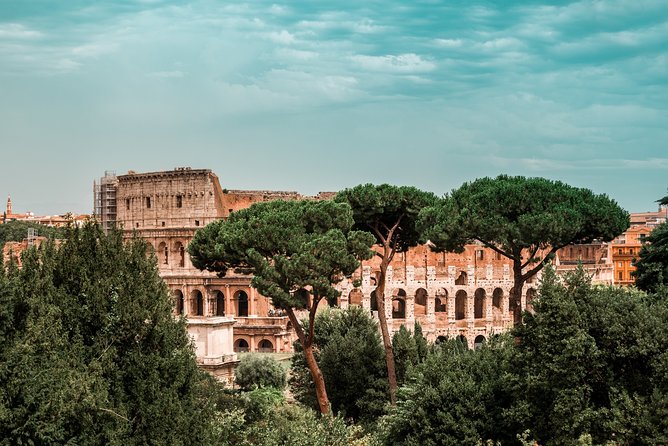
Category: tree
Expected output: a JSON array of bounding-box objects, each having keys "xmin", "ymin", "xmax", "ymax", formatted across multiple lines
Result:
[
  {"xmin": 0, "ymin": 222, "xmax": 215, "ymax": 445},
  {"xmin": 509, "ymin": 266, "xmax": 668, "ymax": 445},
  {"xmin": 235, "ymin": 354, "xmax": 287, "ymax": 391},
  {"xmin": 392, "ymin": 323, "xmax": 428, "ymax": 386},
  {"xmin": 0, "ymin": 220, "xmax": 65, "ymax": 249},
  {"xmin": 335, "ymin": 184, "xmax": 437, "ymax": 405},
  {"xmin": 419, "ymin": 175, "xmax": 629, "ymax": 323},
  {"xmin": 188, "ymin": 200, "xmax": 374, "ymax": 415},
  {"xmin": 290, "ymin": 306, "xmax": 388, "ymax": 423},
  {"xmin": 378, "ymin": 336, "xmax": 515, "ymax": 446}
]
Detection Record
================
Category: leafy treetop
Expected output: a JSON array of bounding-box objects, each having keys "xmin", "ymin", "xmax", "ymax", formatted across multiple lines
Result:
[
  {"xmin": 335, "ymin": 184, "xmax": 438, "ymax": 256},
  {"xmin": 188, "ymin": 199, "xmax": 374, "ymax": 309},
  {"xmin": 420, "ymin": 175, "xmax": 629, "ymax": 269}
]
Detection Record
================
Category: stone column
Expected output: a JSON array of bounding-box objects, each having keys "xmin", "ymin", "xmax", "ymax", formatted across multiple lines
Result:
[
  {"xmin": 447, "ymin": 290, "xmax": 455, "ymax": 325},
  {"xmin": 225, "ymin": 284, "xmax": 231, "ymax": 317},
  {"xmin": 406, "ymin": 294, "xmax": 415, "ymax": 329},
  {"xmin": 249, "ymin": 287, "xmax": 256, "ymax": 317},
  {"xmin": 426, "ymin": 292, "xmax": 435, "ymax": 324}
]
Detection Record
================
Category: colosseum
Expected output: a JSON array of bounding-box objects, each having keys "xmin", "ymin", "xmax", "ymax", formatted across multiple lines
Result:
[{"xmin": 94, "ymin": 167, "xmax": 614, "ymax": 378}]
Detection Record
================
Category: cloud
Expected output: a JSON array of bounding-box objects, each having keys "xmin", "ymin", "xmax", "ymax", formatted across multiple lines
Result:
[
  {"xmin": 267, "ymin": 30, "xmax": 296, "ymax": 44},
  {"xmin": 0, "ymin": 23, "xmax": 43, "ymax": 39},
  {"xmin": 350, "ymin": 53, "xmax": 436, "ymax": 73}
]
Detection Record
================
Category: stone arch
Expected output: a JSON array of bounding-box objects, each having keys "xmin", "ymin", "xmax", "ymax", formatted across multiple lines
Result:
[
  {"xmin": 392, "ymin": 297, "xmax": 406, "ymax": 319},
  {"xmin": 234, "ymin": 338, "xmax": 249, "ymax": 353},
  {"xmin": 436, "ymin": 335, "xmax": 448, "ymax": 344},
  {"xmin": 455, "ymin": 290, "xmax": 467, "ymax": 320},
  {"xmin": 435, "ymin": 288, "xmax": 447, "ymax": 313},
  {"xmin": 191, "ymin": 290, "xmax": 204, "ymax": 316},
  {"xmin": 414, "ymin": 288, "xmax": 427, "ymax": 315},
  {"xmin": 174, "ymin": 289, "xmax": 184, "ymax": 315},
  {"xmin": 474, "ymin": 288, "xmax": 486, "ymax": 319},
  {"xmin": 235, "ymin": 290, "xmax": 249, "ymax": 317},
  {"xmin": 215, "ymin": 290, "xmax": 225, "ymax": 316},
  {"xmin": 509, "ymin": 287, "xmax": 521, "ymax": 322},
  {"xmin": 455, "ymin": 271, "xmax": 467, "ymax": 285},
  {"xmin": 492, "ymin": 288, "xmax": 503, "ymax": 309},
  {"xmin": 474, "ymin": 335, "xmax": 486, "ymax": 350},
  {"xmin": 349, "ymin": 288, "xmax": 363, "ymax": 306},
  {"xmin": 370, "ymin": 289, "xmax": 378, "ymax": 311},
  {"xmin": 158, "ymin": 241, "xmax": 168, "ymax": 265},
  {"xmin": 258, "ymin": 339, "xmax": 274, "ymax": 353},
  {"xmin": 174, "ymin": 241, "xmax": 185, "ymax": 267}
]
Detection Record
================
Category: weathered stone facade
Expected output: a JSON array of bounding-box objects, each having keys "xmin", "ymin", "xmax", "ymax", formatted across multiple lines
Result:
[{"xmin": 111, "ymin": 167, "xmax": 621, "ymax": 352}]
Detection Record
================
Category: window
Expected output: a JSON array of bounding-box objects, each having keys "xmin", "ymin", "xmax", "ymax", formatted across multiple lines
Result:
[
  {"xmin": 618, "ymin": 248, "xmax": 622, "ymax": 255},
  {"xmin": 161, "ymin": 221, "xmax": 165, "ymax": 227},
  {"xmin": 618, "ymin": 271, "xmax": 623, "ymax": 280},
  {"xmin": 176, "ymin": 195, "xmax": 183, "ymax": 208},
  {"xmin": 194, "ymin": 220, "xmax": 200, "ymax": 227},
  {"xmin": 629, "ymin": 248, "xmax": 634, "ymax": 255},
  {"xmin": 145, "ymin": 197, "xmax": 151, "ymax": 208},
  {"xmin": 618, "ymin": 261, "xmax": 623, "ymax": 268},
  {"xmin": 126, "ymin": 198, "xmax": 130, "ymax": 210},
  {"xmin": 640, "ymin": 234, "xmax": 647, "ymax": 243},
  {"xmin": 476, "ymin": 250, "xmax": 484, "ymax": 261}
]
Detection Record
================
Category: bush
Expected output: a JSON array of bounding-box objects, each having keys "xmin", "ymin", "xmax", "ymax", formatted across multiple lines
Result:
[{"xmin": 235, "ymin": 354, "xmax": 287, "ymax": 391}]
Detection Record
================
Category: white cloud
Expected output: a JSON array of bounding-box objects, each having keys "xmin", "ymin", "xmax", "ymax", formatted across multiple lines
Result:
[
  {"xmin": 350, "ymin": 53, "xmax": 436, "ymax": 73},
  {"xmin": 267, "ymin": 30, "xmax": 296, "ymax": 44},
  {"xmin": 0, "ymin": 23, "xmax": 43, "ymax": 39},
  {"xmin": 433, "ymin": 38, "xmax": 464, "ymax": 48},
  {"xmin": 274, "ymin": 48, "xmax": 318, "ymax": 61}
]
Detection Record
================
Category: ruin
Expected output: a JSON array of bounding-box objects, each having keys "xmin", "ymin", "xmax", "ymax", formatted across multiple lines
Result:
[{"xmin": 94, "ymin": 167, "xmax": 635, "ymax": 360}]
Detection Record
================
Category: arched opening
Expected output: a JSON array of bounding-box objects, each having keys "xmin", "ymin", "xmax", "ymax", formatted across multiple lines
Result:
[
  {"xmin": 492, "ymin": 288, "xmax": 503, "ymax": 309},
  {"xmin": 474, "ymin": 335, "xmax": 486, "ymax": 350},
  {"xmin": 474, "ymin": 288, "xmax": 486, "ymax": 319},
  {"xmin": 349, "ymin": 288, "xmax": 363, "ymax": 306},
  {"xmin": 526, "ymin": 288, "xmax": 537, "ymax": 313},
  {"xmin": 392, "ymin": 298, "xmax": 406, "ymax": 319},
  {"xmin": 215, "ymin": 291, "xmax": 225, "ymax": 316},
  {"xmin": 234, "ymin": 339, "xmax": 249, "ymax": 353},
  {"xmin": 370, "ymin": 289, "xmax": 378, "ymax": 311},
  {"xmin": 455, "ymin": 290, "xmax": 467, "ymax": 320},
  {"xmin": 174, "ymin": 241, "xmax": 185, "ymax": 267},
  {"xmin": 435, "ymin": 289, "xmax": 447, "ymax": 313},
  {"xmin": 258, "ymin": 339, "xmax": 274, "ymax": 353},
  {"xmin": 174, "ymin": 290, "xmax": 184, "ymax": 315},
  {"xmin": 414, "ymin": 288, "xmax": 427, "ymax": 315},
  {"xmin": 436, "ymin": 336, "xmax": 448, "ymax": 344},
  {"xmin": 235, "ymin": 290, "xmax": 249, "ymax": 317},
  {"xmin": 392, "ymin": 289, "xmax": 407, "ymax": 319},
  {"xmin": 191, "ymin": 290, "xmax": 204, "ymax": 316},
  {"xmin": 455, "ymin": 271, "xmax": 467, "ymax": 285},
  {"xmin": 158, "ymin": 241, "xmax": 168, "ymax": 265}
]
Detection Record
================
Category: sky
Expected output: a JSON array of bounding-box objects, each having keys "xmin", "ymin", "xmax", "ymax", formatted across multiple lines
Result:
[{"xmin": 1, "ymin": 0, "xmax": 667, "ymax": 215}]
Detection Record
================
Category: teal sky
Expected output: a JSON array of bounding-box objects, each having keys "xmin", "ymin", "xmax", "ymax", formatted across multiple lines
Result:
[{"xmin": 1, "ymin": 0, "xmax": 667, "ymax": 215}]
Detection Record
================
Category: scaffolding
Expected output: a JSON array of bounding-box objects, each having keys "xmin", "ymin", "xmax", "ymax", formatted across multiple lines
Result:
[{"xmin": 94, "ymin": 170, "xmax": 118, "ymax": 233}]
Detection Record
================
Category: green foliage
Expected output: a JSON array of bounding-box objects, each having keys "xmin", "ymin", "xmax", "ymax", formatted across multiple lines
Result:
[
  {"xmin": 188, "ymin": 199, "xmax": 375, "ymax": 310},
  {"xmin": 0, "ymin": 222, "xmax": 215, "ymax": 445},
  {"xmin": 290, "ymin": 306, "xmax": 389, "ymax": 422},
  {"xmin": 391, "ymin": 323, "xmax": 428, "ymax": 386},
  {"xmin": 378, "ymin": 336, "xmax": 515, "ymax": 446},
  {"xmin": 246, "ymin": 403, "xmax": 378, "ymax": 446},
  {"xmin": 510, "ymin": 266, "xmax": 668, "ymax": 445},
  {"xmin": 235, "ymin": 354, "xmax": 287, "ymax": 391},
  {"xmin": 419, "ymin": 176, "xmax": 629, "ymax": 294},
  {"xmin": 335, "ymin": 184, "xmax": 438, "ymax": 253},
  {"xmin": 633, "ymin": 222, "xmax": 668, "ymax": 293},
  {"xmin": 0, "ymin": 220, "xmax": 66, "ymax": 248}
]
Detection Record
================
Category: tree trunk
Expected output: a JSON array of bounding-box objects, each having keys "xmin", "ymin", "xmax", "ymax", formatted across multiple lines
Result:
[
  {"xmin": 286, "ymin": 308, "xmax": 330, "ymax": 415},
  {"xmin": 376, "ymin": 257, "xmax": 398, "ymax": 405},
  {"xmin": 512, "ymin": 260, "xmax": 525, "ymax": 325}
]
